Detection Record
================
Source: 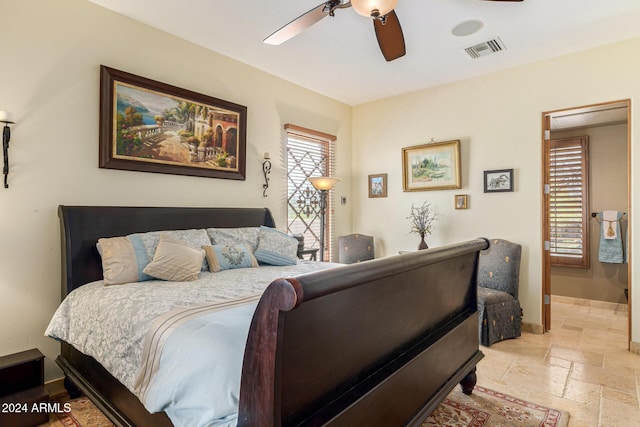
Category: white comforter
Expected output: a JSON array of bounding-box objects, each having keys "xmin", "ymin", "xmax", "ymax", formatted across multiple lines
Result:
[{"xmin": 45, "ymin": 261, "xmax": 341, "ymax": 426}]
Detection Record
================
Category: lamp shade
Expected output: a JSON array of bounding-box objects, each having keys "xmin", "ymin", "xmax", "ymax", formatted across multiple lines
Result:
[
  {"xmin": 351, "ymin": 0, "xmax": 398, "ymax": 17},
  {"xmin": 0, "ymin": 111, "xmax": 14, "ymax": 124},
  {"xmin": 309, "ymin": 176, "xmax": 340, "ymax": 191}
]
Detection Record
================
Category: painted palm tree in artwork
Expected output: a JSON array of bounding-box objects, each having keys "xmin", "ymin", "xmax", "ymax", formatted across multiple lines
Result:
[{"xmin": 175, "ymin": 101, "xmax": 197, "ymax": 132}]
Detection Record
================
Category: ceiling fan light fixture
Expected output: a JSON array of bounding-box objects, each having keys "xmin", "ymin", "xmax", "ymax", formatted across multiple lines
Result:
[{"xmin": 351, "ymin": 0, "xmax": 398, "ymax": 18}]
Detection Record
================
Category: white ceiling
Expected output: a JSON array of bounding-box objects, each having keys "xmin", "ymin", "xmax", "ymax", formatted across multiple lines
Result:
[{"xmin": 88, "ymin": 0, "xmax": 640, "ymax": 105}]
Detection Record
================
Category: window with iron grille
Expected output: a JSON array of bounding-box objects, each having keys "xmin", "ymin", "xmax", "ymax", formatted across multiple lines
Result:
[
  {"xmin": 549, "ymin": 136, "xmax": 589, "ymax": 267},
  {"xmin": 285, "ymin": 124, "xmax": 336, "ymax": 261}
]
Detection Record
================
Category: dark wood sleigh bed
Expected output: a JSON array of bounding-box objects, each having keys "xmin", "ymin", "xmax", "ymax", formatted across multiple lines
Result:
[{"xmin": 56, "ymin": 205, "xmax": 488, "ymax": 427}]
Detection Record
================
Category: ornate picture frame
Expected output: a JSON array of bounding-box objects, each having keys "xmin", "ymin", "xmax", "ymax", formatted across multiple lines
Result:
[
  {"xmin": 402, "ymin": 140, "xmax": 461, "ymax": 191},
  {"xmin": 483, "ymin": 168, "xmax": 514, "ymax": 193},
  {"xmin": 99, "ymin": 65, "xmax": 247, "ymax": 180},
  {"xmin": 368, "ymin": 173, "xmax": 387, "ymax": 198}
]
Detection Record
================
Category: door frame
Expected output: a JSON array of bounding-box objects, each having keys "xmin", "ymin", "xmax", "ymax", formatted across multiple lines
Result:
[{"xmin": 541, "ymin": 99, "xmax": 632, "ymax": 345}]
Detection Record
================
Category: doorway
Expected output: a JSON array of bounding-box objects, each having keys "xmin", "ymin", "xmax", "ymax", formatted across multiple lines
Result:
[{"xmin": 542, "ymin": 100, "xmax": 631, "ymax": 344}]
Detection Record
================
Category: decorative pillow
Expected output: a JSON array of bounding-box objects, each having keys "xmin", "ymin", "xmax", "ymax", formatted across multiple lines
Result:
[
  {"xmin": 98, "ymin": 235, "xmax": 152, "ymax": 285},
  {"xmin": 142, "ymin": 236, "xmax": 204, "ymax": 282},
  {"xmin": 202, "ymin": 244, "xmax": 258, "ymax": 272},
  {"xmin": 133, "ymin": 229, "xmax": 211, "ymax": 272},
  {"xmin": 254, "ymin": 226, "xmax": 299, "ymax": 266},
  {"xmin": 207, "ymin": 227, "xmax": 260, "ymax": 253}
]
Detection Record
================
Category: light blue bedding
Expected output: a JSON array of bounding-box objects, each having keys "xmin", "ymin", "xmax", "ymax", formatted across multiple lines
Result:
[
  {"xmin": 144, "ymin": 301, "xmax": 258, "ymax": 426},
  {"xmin": 45, "ymin": 261, "xmax": 341, "ymax": 427}
]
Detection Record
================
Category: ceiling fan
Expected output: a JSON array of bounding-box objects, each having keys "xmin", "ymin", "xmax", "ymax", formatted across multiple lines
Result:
[{"xmin": 264, "ymin": 0, "xmax": 524, "ymax": 62}]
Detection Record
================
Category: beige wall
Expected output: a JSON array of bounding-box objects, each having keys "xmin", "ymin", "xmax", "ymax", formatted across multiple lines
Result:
[
  {"xmin": 4, "ymin": 0, "xmax": 640, "ymax": 384},
  {"xmin": 551, "ymin": 124, "xmax": 628, "ymax": 304},
  {"xmin": 0, "ymin": 0, "xmax": 352, "ymax": 381},
  {"xmin": 352, "ymin": 38, "xmax": 640, "ymax": 340}
]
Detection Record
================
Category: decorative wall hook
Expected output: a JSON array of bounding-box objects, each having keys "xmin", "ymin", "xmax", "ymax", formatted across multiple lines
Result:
[
  {"xmin": 262, "ymin": 152, "xmax": 272, "ymax": 197},
  {"xmin": 0, "ymin": 111, "xmax": 15, "ymax": 189}
]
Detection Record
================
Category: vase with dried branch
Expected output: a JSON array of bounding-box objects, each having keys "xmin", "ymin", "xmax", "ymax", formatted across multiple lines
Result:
[{"xmin": 407, "ymin": 201, "xmax": 438, "ymax": 250}]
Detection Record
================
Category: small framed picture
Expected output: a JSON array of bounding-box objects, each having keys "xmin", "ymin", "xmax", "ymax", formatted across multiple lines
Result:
[
  {"xmin": 368, "ymin": 173, "xmax": 387, "ymax": 198},
  {"xmin": 484, "ymin": 169, "xmax": 514, "ymax": 193},
  {"xmin": 455, "ymin": 194, "xmax": 468, "ymax": 209}
]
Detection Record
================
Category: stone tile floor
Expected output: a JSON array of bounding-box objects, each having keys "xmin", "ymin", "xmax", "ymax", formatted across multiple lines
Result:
[{"xmin": 477, "ymin": 299, "xmax": 638, "ymax": 427}]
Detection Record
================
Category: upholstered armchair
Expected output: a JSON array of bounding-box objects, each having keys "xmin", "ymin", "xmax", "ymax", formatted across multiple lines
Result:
[
  {"xmin": 338, "ymin": 234, "xmax": 374, "ymax": 264},
  {"xmin": 477, "ymin": 239, "xmax": 522, "ymax": 346}
]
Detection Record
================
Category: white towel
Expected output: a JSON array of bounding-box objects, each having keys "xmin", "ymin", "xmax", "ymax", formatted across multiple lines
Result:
[{"xmin": 603, "ymin": 210, "xmax": 618, "ymax": 240}]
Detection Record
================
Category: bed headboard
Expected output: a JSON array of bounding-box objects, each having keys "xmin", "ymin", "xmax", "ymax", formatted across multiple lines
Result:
[{"xmin": 58, "ymin": 205, "xmax": 275, "ymax": 298}]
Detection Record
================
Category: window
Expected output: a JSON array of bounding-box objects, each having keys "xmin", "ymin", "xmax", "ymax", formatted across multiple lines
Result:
[
  {"xmin": 549, "ymin": 136, "xmax": 589, "ymax": 267},
  {"xmin": 285, "ymin": 124, "xmax": 337, "ymax": 261}
]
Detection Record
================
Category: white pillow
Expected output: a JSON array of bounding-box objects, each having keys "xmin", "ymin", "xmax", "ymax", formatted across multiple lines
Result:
[{"xmin": 207, "ymin": 227, "xmax": 260, "ymax": 253}]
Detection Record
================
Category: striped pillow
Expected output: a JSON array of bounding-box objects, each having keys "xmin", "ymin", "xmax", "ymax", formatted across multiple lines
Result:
[{"xmin": 98, "ymin": 235, "xmax": 152, "ymax": 285}]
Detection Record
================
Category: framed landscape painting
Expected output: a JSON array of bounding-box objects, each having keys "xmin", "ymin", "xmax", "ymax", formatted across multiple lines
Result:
[
  {"xmin": 99, "ymin": 66, "xmax": 247, "ymax": 180},
  {"xmin": 402, "ymin": 140, "xmax": 461, "ymax": 191}
]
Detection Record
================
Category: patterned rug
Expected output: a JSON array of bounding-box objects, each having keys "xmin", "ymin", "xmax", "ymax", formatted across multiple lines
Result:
[
  {"xmin": 43, "ymin": 397, "xmax": 114, "ymax": 427},
  {"xmin": 423, "ymin": 386, "xmax": 570, "ymax": 427},
  {"xmin": 44, "ymin": 386, "xmax": 569, "ymax": 426}
]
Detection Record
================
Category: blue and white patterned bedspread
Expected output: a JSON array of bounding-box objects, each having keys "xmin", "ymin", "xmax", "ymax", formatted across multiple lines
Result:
[{"xmin": 45, "ymin": 261, "xmax": 341, "ymax": 426}]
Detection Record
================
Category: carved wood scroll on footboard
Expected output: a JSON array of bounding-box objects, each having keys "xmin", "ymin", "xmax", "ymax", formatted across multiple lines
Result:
[{"xmin": 239, "ymin": 238, "xmax": 489, "ymax": 427}]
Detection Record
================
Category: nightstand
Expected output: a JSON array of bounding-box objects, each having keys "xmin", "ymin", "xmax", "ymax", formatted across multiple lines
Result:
[
  {"xmin": 299, "ymin": 248, "xmax": 318, "ymax": 261},
  {"xmin": 0, "ymin": 349, "xmax": 49, "ymax": 427}
]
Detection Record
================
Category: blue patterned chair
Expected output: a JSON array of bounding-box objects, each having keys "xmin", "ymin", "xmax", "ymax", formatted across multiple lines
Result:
[
  {"xmin": 338, "ymin": 234, "xmax": 374, "ymax": 264},
  {"xmin": 477, "ymin": 239, "xmax": 522, "ymax": 346}
]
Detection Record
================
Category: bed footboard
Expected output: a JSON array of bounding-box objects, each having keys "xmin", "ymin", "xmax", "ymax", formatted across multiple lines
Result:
[{"xmin": 239, "ymin": 238, "xmax": 489, "ymax": 426}]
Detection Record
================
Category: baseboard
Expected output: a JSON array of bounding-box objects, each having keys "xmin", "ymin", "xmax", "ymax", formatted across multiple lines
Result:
[
  {"xmin": 522, "ymin": 322, "xmax": 544, "ymax": 334},
  {"xmin": 551, "ymin": 295, "xmax": 628, "ymax": 313},
  {"xmin": 45, "ymin": 377, "xmax": 66, "ymax": 398}
]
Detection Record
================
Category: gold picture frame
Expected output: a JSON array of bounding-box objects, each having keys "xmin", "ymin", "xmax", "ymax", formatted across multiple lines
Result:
[
  {"xmin": 455, "ymin": 194, "xmax": 468, "ymax": 209},
  {"xmin": 368, "ymin": 173, "xmax": 387, "ymax": 198},
  {"xmin": 402, "ymin": 140, "xmax": 461, "ymax": 191}
]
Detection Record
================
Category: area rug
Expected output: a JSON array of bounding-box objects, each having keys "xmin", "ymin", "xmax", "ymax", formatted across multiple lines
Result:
[
  {"xmin": 46, "ymin": 386, "xmax": 569, "ymax": 427},
  {"xmin": 44, "ymin": 396, "xmax": 113, "ymax": 427},
  {"xmin": 422, "ymin": 386, "xmax": 570, "ymax": 427}
]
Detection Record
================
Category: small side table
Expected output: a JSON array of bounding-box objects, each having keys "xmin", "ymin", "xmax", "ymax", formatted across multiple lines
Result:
[
  {"xmin": 0, "ymin": 348, "xmax": 49, "ymax": 427},
  {"xmin": 299, "ymin": 248, "xmax": 319, "ymax": 261}
]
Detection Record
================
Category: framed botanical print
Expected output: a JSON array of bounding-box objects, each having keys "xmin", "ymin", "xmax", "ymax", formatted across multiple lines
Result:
[
  {"xmin": 368, "ymin": 173, "xmax": 387, "ymax": 198},
  {"xmin": 455, "ymin": 194, "xmax": 468, "ymax": 209}
]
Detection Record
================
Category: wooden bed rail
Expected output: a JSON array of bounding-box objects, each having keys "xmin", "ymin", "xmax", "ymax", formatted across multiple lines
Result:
[{"xmin": 239, "ymin": 238, "xmax": 489, "ymax": 427}]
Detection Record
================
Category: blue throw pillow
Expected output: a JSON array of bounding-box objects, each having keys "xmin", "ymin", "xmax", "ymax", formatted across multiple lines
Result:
[{"xmin": 202, "ymin": 244, "xmax": 258, "ymax": 272}]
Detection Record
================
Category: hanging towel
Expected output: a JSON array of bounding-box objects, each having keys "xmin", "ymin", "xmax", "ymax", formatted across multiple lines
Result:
[
  {"xmin": 598, "ymin": 211, "xmax": 624, "ymax": 263},
  {"xmin": 602, "ymin": 210, "xmax": 618, "ymax": 239}
]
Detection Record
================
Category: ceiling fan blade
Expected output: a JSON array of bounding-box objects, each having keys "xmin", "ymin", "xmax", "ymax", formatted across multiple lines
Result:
[
  {"xmin": 373, "ymin": 10, "xmax": 405, "ymax": 62},
  {"xmin": 264, "ymin": 2, "xmax": 331, "ymax": 45}
]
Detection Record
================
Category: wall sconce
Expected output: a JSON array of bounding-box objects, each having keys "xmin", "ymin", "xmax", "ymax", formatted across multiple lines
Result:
[
  {"xmin": 262, "ymin": 152, "xmax": 271, "ymax": 197},
  {"xmin": 0, "ymin": 111, "xmax": 15, "ymax": 189}
]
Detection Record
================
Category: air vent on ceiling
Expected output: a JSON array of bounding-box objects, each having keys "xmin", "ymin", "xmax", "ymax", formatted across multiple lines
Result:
[{"xmin": 464, "ymin": 37, "xmax": 506, "ymax": 59}]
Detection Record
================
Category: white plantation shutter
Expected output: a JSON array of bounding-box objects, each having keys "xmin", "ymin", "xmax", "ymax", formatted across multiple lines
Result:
[
  {"xmin": 549, "ymin": 136, "xmax": 589, "ymax": 267},
  {"xmin": 285, "ymin": 124, "xmax": 337, "ymax": 261}
]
